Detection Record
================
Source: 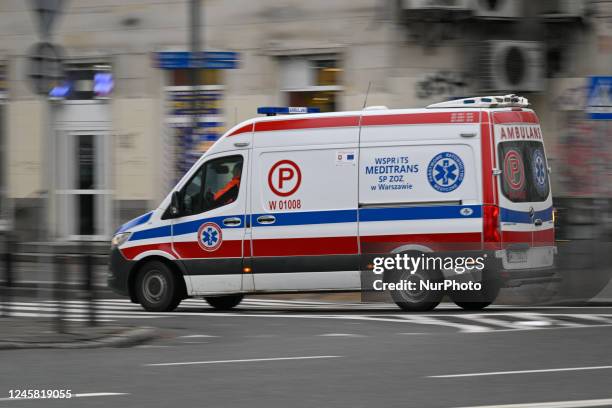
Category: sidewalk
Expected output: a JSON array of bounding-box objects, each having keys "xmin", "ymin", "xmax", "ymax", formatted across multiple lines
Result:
[{"xmin": 0, "ymin": 318, "xmax": 160, "ymax": 350}]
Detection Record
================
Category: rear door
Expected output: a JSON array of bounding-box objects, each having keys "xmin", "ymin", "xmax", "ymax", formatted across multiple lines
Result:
[{"xmin": 493, "ymin": 110, "xmax": 554, "ymax": 269}]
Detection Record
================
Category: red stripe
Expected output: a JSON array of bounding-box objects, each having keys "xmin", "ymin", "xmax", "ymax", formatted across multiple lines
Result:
[
  {"xmin": 361, "ymin": 232, "xmax": 483, "ymax": 254},
  {"xmin": 121, "ymin": 243, "xmax": 177, "ymax": 261},
  {"xmin": 480, "ymin": 112, "xmax": 496, "ymax": 206},
  {"xmin": 238, "ymin": 111, "xmax": 481, "ymax": 135},
  {"xmin": 502, "ymin": 231, "xmax": 531, "ymax": 244},
  {"xmin": 227, "ymin": 123, "xmax": 253, "ymax": 137},
  {"xmin": 493, "ymin": 111, "xmax": 539, "ymax": 124},
  {"xmin": 255, "ymin": 116, "xmax": 360, "ymax": 133},
  {"xmin": 361, "ymin": 232, "xmax": 481, "ymax": 244},
  {"xmin": 173, "ymin": 240, "xmax": 242, "ymax": 258},
  {"xmin": 243, "ymin": 239, "xmax": 252, "ymax": 257},
  {"xmin": 534, "ymin": 228, "xmax": 555, "ymax": 245},
  {"xmin": 253, "ymin": 236, "xmax": 358, "ymax": 256},
  {"xmin": 361, "ymin": 112, "xmax": 479, "ymax": 126}
]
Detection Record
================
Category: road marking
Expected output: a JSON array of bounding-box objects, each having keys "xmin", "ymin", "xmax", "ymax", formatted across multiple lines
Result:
[
  {"xmin": 430, "ymin": 365, "xmax": 612, "ymax": 378},
  {"xmin": 452, "ymin": 397, "xmax": 612, "ymax": 408},
  {"xmin": 74, "ymin": 393, "xmax": 129, "ymax": 398},
  {"xmin": 179, "ymin": 334, "xmax": 219, "ymax": 338},
  {"xmin": 459, "ymin": 315, "xmax": 520, "ymax": 330},
  {"xmin": 146, "ymin": 355, "xmax": 342, "ymax": 367},
  {"xmin": 0, "ymin": 392, "xmax": 128, "ymax": 402},
  {"xmin": 136, "ymin": 345, "xmax": 171, "ymax": 348},
  {"xmin": 5, "ymin": 301, "xmax": 612, "ymax": 333},
  {"xmin": 398, "ymin": 315, "xmax": 491, "ymax": 333},
  {"xmin": 318, "ymin": 333, "xmax": 365, "ymax": 337}
]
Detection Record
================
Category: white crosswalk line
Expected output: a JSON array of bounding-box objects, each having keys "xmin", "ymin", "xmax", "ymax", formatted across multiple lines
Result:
[
  {"xmin": 3, "ymin": 300, "xmax": 612, "ymax": 334},
  {"xmin": 455, "ymin": 315, "xmax": 520, "ymax": 330},
  {"xmin": 397, "ymin": 315, "xmax": 492, "ymax": 333}
]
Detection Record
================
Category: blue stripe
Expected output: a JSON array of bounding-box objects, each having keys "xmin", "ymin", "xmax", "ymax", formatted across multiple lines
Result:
[
  {"xmin": 128, "ymin": 214, "xmax": 245, "ymax": 242},
  {"xmin": 172, "ymin": 215, "xmax": 245, "ymax": 236},
  {"xmin": 253, "ymin": 209, "xmax": 357, "ymax": 227},
  {"xmin": 128, "ymin": 205, "xmax": 482, "ymax": 241},
  {"xmin": 116, "ymin": 212, "xmax": 153, "ymax": 234},
  {"xmin": 130, "ymin": 225, "xmax": 172, "ymax": 241},
  {"xmin": 500, "ymin": 207, "xmax": 553, "ymax": 224},
  {"xmin": 359, "ymin": 205, "xmax": 481, "ymax": 222}
]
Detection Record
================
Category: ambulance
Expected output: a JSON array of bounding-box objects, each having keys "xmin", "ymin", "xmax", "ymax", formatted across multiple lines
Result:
[{"xmin": 108, "ymin": 95, "xmax": 556, "ymax": 312}]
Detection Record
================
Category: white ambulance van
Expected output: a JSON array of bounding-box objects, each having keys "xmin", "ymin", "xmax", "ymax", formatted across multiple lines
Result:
[{"xmin": 108, "ymin": 95, "xmax": 556, "ymax": 312}]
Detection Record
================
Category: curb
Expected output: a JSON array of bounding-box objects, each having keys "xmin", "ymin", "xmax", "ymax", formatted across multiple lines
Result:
[{"xmin": 0, "ymin": 327, "xmax": 160, "ymax": 350}]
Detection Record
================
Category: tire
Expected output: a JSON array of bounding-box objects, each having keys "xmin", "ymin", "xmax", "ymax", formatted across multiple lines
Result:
[
  {"xmin": 451, "ymin": 279, "xmax": 500, "ymax": 311},
  {"xmin": 135, "ymin": 260, "xmax": 182, "ymax": 312},
  {"xmin": 389, "ymin": 267, "xmax": 444, "ymax": 312},
  {"xmin": 205, "ymin": 294, "xmax": 244, "ymax": 310}
]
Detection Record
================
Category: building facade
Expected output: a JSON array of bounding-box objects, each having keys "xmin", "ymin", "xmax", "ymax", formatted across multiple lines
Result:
[{"xmin": 0, "ymin": 0, "xmax": 609, "ymax": 241}]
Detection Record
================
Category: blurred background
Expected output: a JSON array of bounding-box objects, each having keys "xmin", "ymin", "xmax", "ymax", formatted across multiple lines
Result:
[{"xmin": 0, "ymin": 0, "xmax": 611, "ymax": 302}]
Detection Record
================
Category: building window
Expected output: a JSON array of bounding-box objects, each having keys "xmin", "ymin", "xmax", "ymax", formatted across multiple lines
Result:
[
  {"xmin": 279, "ymin": 56, "xmax": 343, "ymax": 112},
  {"xmin": 50, "ymin": 62, "xmax": 113, "ymax": 100}
]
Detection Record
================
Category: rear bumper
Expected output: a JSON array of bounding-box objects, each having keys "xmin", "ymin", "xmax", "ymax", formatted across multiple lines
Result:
[
  {"xmin": 493, "ymin": 246, "xmax": 559, "ymax": 287},
  {"xmin": 107, "ymin": 247, "xmax": 135, "ymax": 297},
  {"xmin": 499, "ymin": 267, "xmax": 560, "ymax": 287}
]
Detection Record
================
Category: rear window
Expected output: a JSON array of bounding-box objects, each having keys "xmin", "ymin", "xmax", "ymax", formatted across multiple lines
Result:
[{"xmin": 498, "ymin": 141, "xmax": 549, "ymax": 202}]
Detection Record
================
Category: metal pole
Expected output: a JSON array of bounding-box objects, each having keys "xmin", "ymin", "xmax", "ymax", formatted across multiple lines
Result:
[
  {"xmin": 189, "ymin": 0, "xmax": 201, "ymax": 167},
  {"xmin": 1, "ymin": 233, "xmax": 14, "ymax": 317},
  {"xmin": 54, "ymin": 251, "xmax": 65, "ymax": 333},
  {"xmin": 82, "ymin": 242, "xmax": 96, "ymax": 327}
]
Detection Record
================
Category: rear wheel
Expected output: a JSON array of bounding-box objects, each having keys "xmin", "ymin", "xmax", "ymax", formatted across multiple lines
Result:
[
  {"xmin": 135, "ymin": 261, "xmax": 182, "ymax": 312},
  {"xmin": 450, "ymin": 279, "xmax": 501, "ymax": 311},
  {"xmin": 205, "ymin": 294, "xmax": 244, "ymax": 310},
  {"xmin": 389, "ymin": 267, "xmax": 444, "ymax": 312}
]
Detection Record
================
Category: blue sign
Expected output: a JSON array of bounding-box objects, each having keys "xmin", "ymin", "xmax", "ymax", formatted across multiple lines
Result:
[
  {"xmin": 427, "ymin": 152, "xmax": 465, "ymax": 193},
  {"xmin": 155, "ymin": 51, "xmax": 240, "ymax": 69},
  {"xmin": 257, "ymin": 106, "xmax": 321, "ymax": 115},
  {"xmin": 587, "ymin": 76, "xmax": 612, "ymax": 120}
]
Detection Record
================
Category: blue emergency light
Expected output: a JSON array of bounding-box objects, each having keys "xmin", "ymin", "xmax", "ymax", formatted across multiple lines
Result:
[{"xmin": 257, "ymin": 106, "xmax": 321, "ymax": 116}]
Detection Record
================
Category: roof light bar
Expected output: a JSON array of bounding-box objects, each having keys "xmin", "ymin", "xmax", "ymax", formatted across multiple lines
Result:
[
  {"xmin": 426, "ymin": 94, "xmax": 530, "ymax": 109},
  {"xmin": 257, "ymin": 106, "xmax": 321, "ymax": 116}
]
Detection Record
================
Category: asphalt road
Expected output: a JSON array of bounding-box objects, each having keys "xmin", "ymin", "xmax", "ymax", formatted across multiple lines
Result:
[{"xmin": 2, "ymin": 297, "xmax": 612, "ymax": 408}]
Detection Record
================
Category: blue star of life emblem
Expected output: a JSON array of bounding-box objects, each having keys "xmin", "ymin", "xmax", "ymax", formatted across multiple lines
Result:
[
  {"xmin": 202, "ymin": 227, "xmax": 218, "ymax": 247},
  {"xmin": 427, "ymin": 152, "xmax": 465, "ymax": 193},
  {"xmin": 531, "ymin": 150, "xmax": 548, "ymax": 195},
  {"xmin": 197, "ymin": 222, "xmax": 222, "ymax": 251}
]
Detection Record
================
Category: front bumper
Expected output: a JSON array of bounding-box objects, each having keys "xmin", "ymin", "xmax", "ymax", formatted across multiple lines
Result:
[{"xmin": 107, "ymin": 247, "xmax": 136, "ymax": 296}]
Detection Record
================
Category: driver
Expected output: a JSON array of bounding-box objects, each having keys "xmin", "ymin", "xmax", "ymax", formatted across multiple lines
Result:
[{"xmin": 212, "ymin": 164, "xmax": 242, "ymax": 205}]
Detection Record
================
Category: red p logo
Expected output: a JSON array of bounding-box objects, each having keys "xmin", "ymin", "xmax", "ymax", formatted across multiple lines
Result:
[
  {"xmin": 268, "ymin": 160, "xmax": 302, "ymax": 197},
  {"xmin": 504, "ymin": 150, "xmax": 525, "ymax": 190}
]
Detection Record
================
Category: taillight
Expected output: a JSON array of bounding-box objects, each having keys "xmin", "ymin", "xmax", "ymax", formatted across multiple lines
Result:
[{"xmin": 483, "ymin": 205, "xmax": 501, "ymax": 245}]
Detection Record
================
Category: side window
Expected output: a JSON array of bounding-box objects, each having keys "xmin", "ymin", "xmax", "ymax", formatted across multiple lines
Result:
[{"xmin": 180, "ymin": 155, "xmax": 243, "ymax": 216}]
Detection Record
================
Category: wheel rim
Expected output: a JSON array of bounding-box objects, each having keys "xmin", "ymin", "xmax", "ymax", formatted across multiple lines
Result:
[
  {"xmin": 142, "ymin": 270, "xmax": 167, "ymax": 304},
  {"xmin": 397, "ymin": 270, "xmax": 429, "ymax": 303}
]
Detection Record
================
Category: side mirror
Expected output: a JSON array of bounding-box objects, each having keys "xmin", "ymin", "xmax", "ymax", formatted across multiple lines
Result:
[{"xmin": 170, "ymin": 191, "xmax": 182, "ymax": 217}]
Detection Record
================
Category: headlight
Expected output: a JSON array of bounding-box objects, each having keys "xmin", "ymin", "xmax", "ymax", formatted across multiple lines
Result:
[{"xmin": 111, "ymin": 232, "xmax": 131, "ymax": 248}]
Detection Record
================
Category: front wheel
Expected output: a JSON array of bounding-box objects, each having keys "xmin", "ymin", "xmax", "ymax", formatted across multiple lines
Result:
[
  {"xmin": 205, "ymin": 294, "xmax": 244, "ymax": 310},
  {"xmin": 135, "ymin": 261, "xmax": 182, "ymax": 312}
]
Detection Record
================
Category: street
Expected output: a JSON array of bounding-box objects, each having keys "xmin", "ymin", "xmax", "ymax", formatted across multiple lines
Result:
[{"xmin": 2, "ymin": 297, "xmax": 612, "ymax": 408}]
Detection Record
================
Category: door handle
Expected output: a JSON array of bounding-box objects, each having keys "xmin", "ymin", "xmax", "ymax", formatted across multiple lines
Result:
[
  {"xmin": 257, "ymin": 215, "xmax": 276, "ymax": 225},
  {"xmin": 534, "ymin": 218, "xmax": 543, "ymax": 226},
  {"xmin": 223, "ymin": 217, "xmax": 242, "ymax": 227}
]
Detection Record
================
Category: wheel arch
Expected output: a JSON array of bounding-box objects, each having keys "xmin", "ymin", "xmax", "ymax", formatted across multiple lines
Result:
[{"xmin": 128, "ymin": 256, "xmax": 189, "ymax": 303}]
